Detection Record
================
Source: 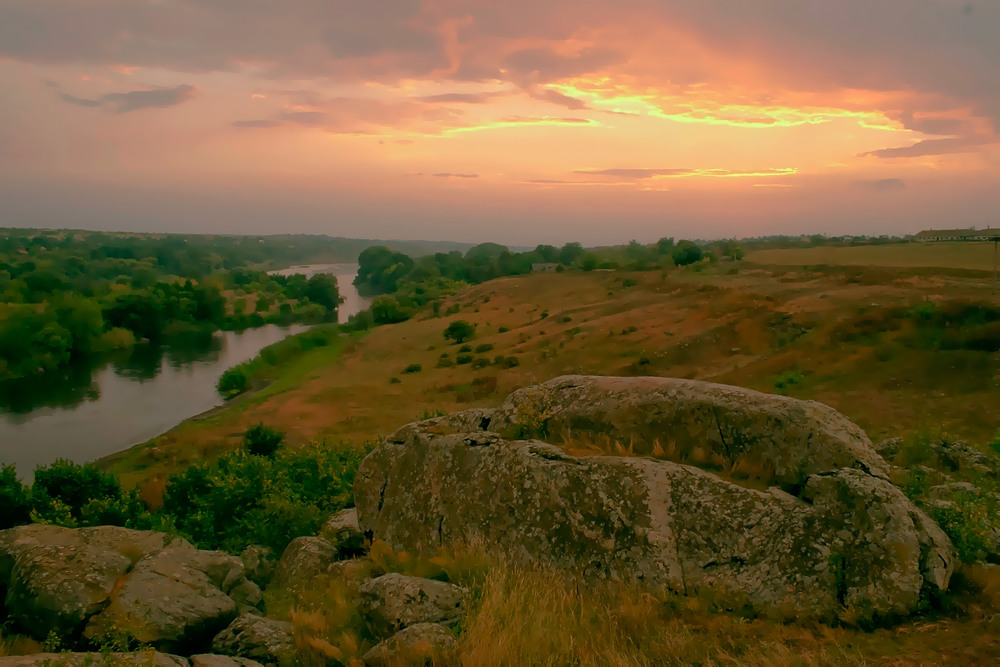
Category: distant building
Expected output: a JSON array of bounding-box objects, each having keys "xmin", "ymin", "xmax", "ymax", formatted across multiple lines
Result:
[
  {"xmin": 914, "ymin": 227, "xmax": 995, "ymax": 242},
  {"xmin": 531, "ymin": 263, "xmax": 559, "ymax": 273}
]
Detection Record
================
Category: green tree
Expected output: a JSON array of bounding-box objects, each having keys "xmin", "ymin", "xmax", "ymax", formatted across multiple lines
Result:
[
  {"xmin": 0, "ymin": 465, "xmax": 31, "ymax": 529},
  {"xmin": 444, "ymin": 320, "xmax": 476, "ymax": 344},
  {"xmin": 672, "ymin": 241, "xmax": 704, "ymax": 267},
  {"xmin": 656, "ymin": 237, "xmax": 676, "ymax": 255}
]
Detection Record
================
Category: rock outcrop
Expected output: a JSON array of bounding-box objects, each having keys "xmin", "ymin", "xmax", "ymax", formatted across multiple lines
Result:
[
  {"xmin": 358, "ymin": 574, "xmax": 465, "ymax": 636},
  {"xmin": 355, "ymin": 375, "xmax": 954, "ymax": 622},
  {"xmin": 0, "ymin": 526, "xmax": 263, "ymax": 654},
  {"xmin": 362, "ymin": 622, "xmax": 456, "ymax": 667},
  {"xmin": 210, "ymin": 615, "xmax": 296, "ymax": 665},
  {"xmin": 269, "ymin": 536, "xmax": 337, "ymax": 592}
]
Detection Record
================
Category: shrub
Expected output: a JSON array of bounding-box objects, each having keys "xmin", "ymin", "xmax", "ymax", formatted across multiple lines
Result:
[
  {"xmin": 498, "ymin": 326, "xmax": 510, "ymax": 333},
  {"xmin": 0, "ymin": 465, "xmax": 30, "ymax": 529},
  {"xmin": 437, "ymin": 357, "xmax": 455, "ymax": 368},
  {"xmin": 243, "ymin": 423, "xmax": 285, "ymax": 457},
  {"xmin": 389, "ymin": 377, "xmax": 401, "ymax": 384},
  {"xmin": 217, "ymin": 365, "xmax": 250, "ymax": 397},
  {"xmin": 471, "ymin": 357, "xmax": 490, "ymax": 370},
  {"xmin": 456, "ymin": 354, "xmax": 473, "ymax": 365},
  {"xmin": 444, "ymin": 320, "xmax": 476, "ymax": 344},
  {"xmin": 989, "ymin": 430, "xmax": 1000, "ymax": 457},
  {"xmin": 459, "ymin": 344, "xmax": 473, "ymax": 353},
  {"xmin": 622, "ymin": 278, "xmax": 638, "ymax": 288},
  {"xmin": 672, "ymin": 241, "xmax": 704, "ymax": 266},
  {"xmin": 402, "ymin": 364, "xmax": 422, "ymax": 374},
  {"xmin": 31, "ymin": 460, "xmax": 123, "ymax": 523},
  {"xmin": 475, "ymin": 343, "xmax": 495, "ymax": 354},
  {"xmin": 501, "ymin": 356, "xmax": 520, "ymax": 369}
]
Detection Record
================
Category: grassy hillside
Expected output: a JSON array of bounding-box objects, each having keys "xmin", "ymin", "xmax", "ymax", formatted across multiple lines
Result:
[
  {"xmin": 104, "ymin": 260, "xmax": 1000, "ymax": 487},
  {"xmin": 748, "ymin": 241, "xmax": 1000, "ymax": 272}
]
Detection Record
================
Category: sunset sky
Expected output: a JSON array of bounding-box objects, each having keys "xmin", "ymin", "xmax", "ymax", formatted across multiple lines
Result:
[{"xmin": 1, "ymin": 1, "xmax": 998, "ymax": 244}]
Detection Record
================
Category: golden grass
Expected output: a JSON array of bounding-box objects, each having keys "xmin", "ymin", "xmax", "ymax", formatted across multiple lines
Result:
[{"xmin": 747, "ymin": 242, "xmax": 999, "ymax": 272}]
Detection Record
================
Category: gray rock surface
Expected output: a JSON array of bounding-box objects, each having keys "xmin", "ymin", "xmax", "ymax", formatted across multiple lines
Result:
[
  {"xmin": 0, "ymin": 653, "xmax": 188, "ymax": 666},
  {"xmin": 358, "ymin": 574, "xmax": 465, "ymax": 636},
  {"xmin": 270, "ymin": 536, "xmax": 337, "ymax": 591},
  {"xmin": 932, "ymin": 440, "xmax": 999, "ymax": 477},
  {"xmin": 320, "ymin": 508, "xmax": 365, "ymax": 554},
  {"xmin": 210, "ymin": 614, "xmax": 295, "ymax": 665},
  {"xmin": 355, "ymin": 375, "xmax": 954, "ymax": 622},
  {"xmin": 84, "ymin": 546, "xmax": 254, "ymax": 653},
  {"xmin": 361, "ymin": 622, "xmax": 456, "ymax": 666},
  {"xmin": 0, "ymin": 525, "xmax": 189, "ymax": 638},
  {"xmin": 239, "ymin": 546, "xmax": 276, "ymax": 589},
  {"xmin": 190, "ymin": 656, "xmax": 265, "ymax": 667}
]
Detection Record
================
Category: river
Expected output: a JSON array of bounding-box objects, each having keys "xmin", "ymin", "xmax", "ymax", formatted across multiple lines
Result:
[{"xmin": 0, "ymin": 264, "xmax": 368, "ymax": 477}]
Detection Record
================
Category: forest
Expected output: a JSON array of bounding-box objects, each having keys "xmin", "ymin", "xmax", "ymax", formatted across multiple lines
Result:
[{"xmin": 0, "ymin": 229, "xmax": 349, "ymax": 381}]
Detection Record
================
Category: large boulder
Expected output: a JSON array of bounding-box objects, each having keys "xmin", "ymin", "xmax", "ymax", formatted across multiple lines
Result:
[
  {"xmin": 355, "ymin": 376, "xmax": 954, "ymax": 622},
  {"xmin": 320, "ymin": 508, "xmax": 365, "ymax": 555},
  {"xmin": 0, "ymin": 653, "xmax": 188, "ymax": 666},
  {"xmin": 362, "ymin": 622, "xmax": 456, "ymax": 667},
  {"xmin": 211, "ymin": 614, "xmax": 296, "ymax": 665},
  {"xmin": 84, "ymin": 546, "xmax": 254, "ymax": 653},
  {"xmin": 239, "ymin": 546, "xmax": 276, "ymax": 589},
  {"xmin": 0, "ymin": 525, "xmax": 189, "ymax": 639},
  {"xmin": 358, "ymin": 574, "xmax": 465, "ymax": 637},
  {"xmin": 270, "ymin": 536, "xmax": 338, "ymax": 591}
]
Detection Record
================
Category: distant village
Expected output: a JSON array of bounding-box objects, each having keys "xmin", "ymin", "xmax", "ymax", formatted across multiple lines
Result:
[{"xmin": 914, "ymin": 227, "xmax": 999, "ymax": 242}]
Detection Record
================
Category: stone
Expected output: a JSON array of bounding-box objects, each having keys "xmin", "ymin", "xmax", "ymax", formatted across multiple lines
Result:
[
  {"xmin": 190, "ymin": 656, "xmax": 265, "ymax": 667},
  {"xmin": 358, "ymin": 574, "xmax": 465, "ymax": 637},
  {"xmin": 239, "ymin": 546, "xmax": 276, "ymax": 589},
  {"xmin": 873, "ymin": 437, "xmax": 902, "ymax": 459},
  {"xmin": 320, "ymin": 508, "xmax": 365, "ymax": 554},
  {"xmin": 932, "ymin": 440, "xmax": 999, "ymax": 477},
  {"xmin": 0, "ymin": 525, "xmax": 189, "ymax": 639},
  {"xmin": 270, "ymin": 536, "xmax": 337, "ymax": 591},
  {"xmin": 361, "ymin": 623, "xmax": 456, "ymax": 667},
  {"xmin": 210, "ymin": 614, "xmax": 296, "ymax": 665},
  {"xmin": 84, "ymin": 546, "xmax": 254, "ymax": 654},
  {"xmin": 0, "ymin": 653, "xmax": 187, "ymax": 666},
  {"xmin": 928, "ymin": 482, "xmax": 982, "ymax": 500},
  {"xmin": 355, "ymin": 376, "xmax": 954, "ymax": 622}
]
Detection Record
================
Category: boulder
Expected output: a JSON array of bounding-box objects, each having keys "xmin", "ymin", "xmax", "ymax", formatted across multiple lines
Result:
[
  {"xmin": 270, "ymin": 536, "xmax": 337, "ymax": 591},
  {"xmin": 320, "ymin": 508, "xmax": 365, "ymax": 554},
  {"xmin": 362, "ymin": 623, "xmax": 456, "ymax": 667},
  {"xmin": 355, "ymin": 376, "xmax": 954, "ymax": 622},
  {"xmin": 932, "ymin": 440, "xmax": 999, "ymax": 477},
  {"xmin": 0, "ymin": 525, "xmax": 189, "ymax": 639},
  {"xmin": 0, "ymin": 653, "xmax": 187, "ymax": 666},
  {"xmin": 191, "ymin": 657, "xmax": 265, "ymax": 667},
  {"xmin": 210, "ymin": 614, "xmax": 296, "ymax": 665},
  {"xmin": 239, "ymin": 546, "xmax": 276, "ymax": 589},
  {"xmin": 358, "ymin": 574, "xmax": 465, "ymax": 637},
  {"xmin": 84, "ymin": 546, "xmax": 257, "ymax": 653}
]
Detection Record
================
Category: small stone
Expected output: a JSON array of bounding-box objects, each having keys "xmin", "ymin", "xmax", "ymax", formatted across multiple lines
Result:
[
  {"xmin": 362, "ymin": 623, "xmax": 456, "ymax": 667},
  {"xmin": 358, "ymin": 574, "xmax": 465, "ymax": 637}
]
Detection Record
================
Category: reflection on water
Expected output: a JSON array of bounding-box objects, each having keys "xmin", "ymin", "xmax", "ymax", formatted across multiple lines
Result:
[{"xmin": 0, "ymin": 265, "xmax": 368, "ymax": 477}]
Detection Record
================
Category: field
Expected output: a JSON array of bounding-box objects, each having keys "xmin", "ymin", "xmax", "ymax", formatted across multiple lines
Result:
[
  {"xmin": 749, "ymin": 241, "xmax": 1000, "ymax": 272},
  {"xmin": 104, "ymin": 258, "xmax": 1000, "ymax": 487},
  {"xmin": 95, "ymin": 254, "xmax": 1000, "ymax": 664}
]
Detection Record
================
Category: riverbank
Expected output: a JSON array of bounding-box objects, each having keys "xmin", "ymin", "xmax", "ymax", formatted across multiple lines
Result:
[{"xmin": 100, "ymin": 329, "xmax": 363, "ymax": 489}]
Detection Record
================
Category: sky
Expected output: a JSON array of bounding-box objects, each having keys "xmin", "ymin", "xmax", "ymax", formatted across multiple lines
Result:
[{"xmin": 0, "ymin": 0, "xmax": 998, "ymax": 245}]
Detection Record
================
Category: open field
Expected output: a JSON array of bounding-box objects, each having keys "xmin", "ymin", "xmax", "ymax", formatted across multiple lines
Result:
[
  {"xmin": 105, "ymin": 260, "xmax": 1000, "ymax": 486},
  {"xmin": 748, "ymin": 242, "xmax": 999, "ymax": 272},
  {"xmin": 95, "ymin": 258, "xmax": 1000, "ymax": 664}
]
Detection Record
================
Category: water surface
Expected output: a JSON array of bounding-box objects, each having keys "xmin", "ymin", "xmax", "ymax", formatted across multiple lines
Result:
[{"xmin": 0, "ymin": 265, "xmax": 368, "ymax": 476}]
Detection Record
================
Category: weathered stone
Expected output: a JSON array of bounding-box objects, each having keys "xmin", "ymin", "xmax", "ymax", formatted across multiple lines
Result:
[
  {"xmin": 190, "ymin": 656, "xmax": 265, "ymax": 667},
  {"xmin": 84, "ymin": 547, "xmax": 250, "ymax": 653},
  {"xmin": 358, "ymin": 574, "xmax": 465, "ymax": 637},
  {"xmin": 270, "ymin": 536, "xmax": 337, "ymax": 591},
  {"xmin": 210, "ymin": 614, "xmax": 295, "ymax": 665},
  {"xmin": 320, "ymin": 508, "xmax": 365, "ymax": 554},
  {"xmin": 239, "ymin": 547, "xmax": 276, "ymax": 589},
  {"xmin": 487, "ymin": 375, "xmax": 891, "ymax": 489},
  {"xmin": 0, "ymin": 525, "xmax": 189, "ymax": 639},
  {"xmin": 362, "ymin": 623, "xmax": 456, "ymax": 667},
  {"xmin": 328, "ymin": 559, "xmax": 373, "ymax": 590},
  {"xmin": 932, "ymin": 440, "xmax": 999, "ymax": 477},
  {"xmin": 874, "ymin": 437, "xmax": 902, "ymax": 459},
  {"xmin": 0, "ymin": 652, "xmax": 187, "ymax": 666},
  {"xmin": 928, "ymin": 482, "xmax": 982, "ymax": 500},
  {"xmin": 355, "ymin": 376, "xmax": 954, "ymax": 622}
]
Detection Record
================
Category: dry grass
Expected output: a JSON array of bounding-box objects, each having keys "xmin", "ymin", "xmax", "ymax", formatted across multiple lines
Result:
[{"xmin": 748, "ymin": 242, "xmax": 999, "ymax": 272}]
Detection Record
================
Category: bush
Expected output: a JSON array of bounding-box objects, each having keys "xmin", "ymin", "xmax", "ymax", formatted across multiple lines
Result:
[
  {"xmin": 402, "ymin": 364, "xmax": 422, "ymax": 374},
  {"xmin": 498, "ymin": 326, "xmax": 510, "ymax": 333},
  {"xmin": 217, "ymin": 365, "xmax": 250, "ymax": 397},
  {"xmin": 475, "ymin": 343, "xmax": 495, "ymax": 354},
  {"xmin": 243, "ymin": 423, "xmax": 285, "ymax": 457},
  {"xmin": 0, "ymin": 465, "xmax": 30, "ymax": 529},
  {"xmin": 31, "ymin": 460, "xmax": 123, "ymax": 523},
  {"xmin": 456, "ymin": 354, "xmax": 473, "ymax": 365},
  {"xmin": 672, "ymin": 241, "xmax": 704, "ymax": 266},
  {"xmin": 502, "ymin": 357, "xmax": 520, "ymax": 368},
  {"xmin": 444, "ymin": 320, "xmax": 476, "ymax": 344},
  {"xmin": 437, "ymin": 357, "xmax": 455, "ymax": 368},
  {"xmin": 459, "ymin": 344, "xmax": 473, "ymax": 353},
  {"xmin": 471, "ymin": 357, "xmax": 490, "ymax": 369}
]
